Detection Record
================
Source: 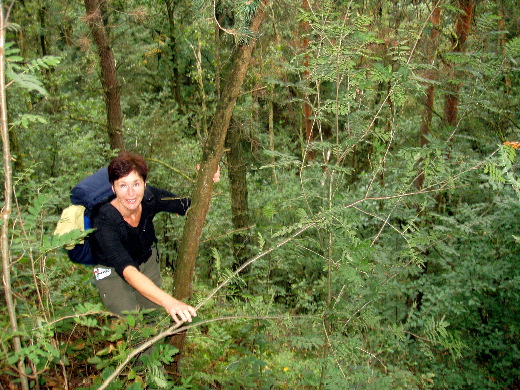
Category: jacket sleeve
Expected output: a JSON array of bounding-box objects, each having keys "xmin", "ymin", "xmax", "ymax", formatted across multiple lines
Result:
[{"xmin": 148, "ymin": 186, "xmax": 191, "ymax": 215}]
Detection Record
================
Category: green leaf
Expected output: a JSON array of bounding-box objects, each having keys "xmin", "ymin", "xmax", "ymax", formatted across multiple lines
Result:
[
  {"xmin": 29, "ymin": 55, "xmax": 62, "ymax": 71},
  {"xmin": 125, "ymin": 383, "xmax": 143, "ymax": 390},
  {"xmin": 87, "ymin": 356, "xmax": 103, "ymax": 364},
  {"xmin": 12, "ymin": 114, "xmax": 47, "ymax": 129},
  {"xmin": 126, "ymin": 314, "xmax": 136, "ymax": 327}
]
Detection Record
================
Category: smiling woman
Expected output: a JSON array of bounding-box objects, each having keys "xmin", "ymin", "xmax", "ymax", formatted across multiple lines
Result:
[
  {"xmin": 89, "ymin": 152, "xmax": 197, "ymax": 324},
  {"xmin": 111, "ymin": 171, "xmax": 145, "ymax": 226}
]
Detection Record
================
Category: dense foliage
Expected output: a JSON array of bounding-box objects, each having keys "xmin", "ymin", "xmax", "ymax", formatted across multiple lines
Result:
[{"xmin": 1, "ymin": 0, "xmax": 519, "ymax": 389}]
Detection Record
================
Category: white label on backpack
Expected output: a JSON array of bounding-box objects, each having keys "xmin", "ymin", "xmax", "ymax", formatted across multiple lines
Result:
[{"xmin": 93, "ymin": 267, "xmax": 112, "ymax": 281}]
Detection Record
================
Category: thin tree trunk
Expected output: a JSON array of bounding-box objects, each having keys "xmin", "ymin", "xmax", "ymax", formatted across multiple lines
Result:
[
  {"xmin": 215, "ymin": 13, "xmax": 223, "ymax": 99},
  {"xmin": 38, "ymin": 4, "xmax": 47, "ymax": 56},
  {"xmin": 443, "ymin": 0, "xmax": 474, "ymax": 131},
  {"xmin": 226, "ymin": 121, "xmax": 252, "ymax": 273},
  {"xmin": 269, "ymin": 85, "xmax": 277, "ymax": 184},
  {"xmin": 416, "ymin": 0, "xmax": 442, "ymax": 190},
  {"xmin": 164, "ymin": 0, "xmax": 183, "ymax": 110},
  {"xmin": 0, "ymin": 3, "xmax": 29, "ymax": 388},
  {"xmin": 192, "ymin": 32, "xmax": 207, "ymax": 140},
  {"xmin": 84, "ymin": 0, "xmax": 125, "ymax": 151},
  {"xmin": 420, "ymin": 2, "xmax": 441, "ymax": 147},
  {"xmin": 497, "ymin": 2, "xmax": 511, "ymax": 95},
  {"xmin": 168, "ymin": 1, "xmax": 267, "ymax": 374},
  {"xmin": 411, "ymin": 1, "xmax": 462, "ymax": 315},
  {"xmin": 302, "ymin": 0, "xmax": 314, "ymax": 161}
]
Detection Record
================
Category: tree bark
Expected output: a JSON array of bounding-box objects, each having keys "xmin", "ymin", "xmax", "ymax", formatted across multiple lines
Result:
[
  {"xmin": 268, "ymin": 85, "xmax": 277, "ymax": 183},
  {"xmin": 497, "ymin": 1, "xmax": 511, "ymax": 95},
  {"xmin": 214, "ymin": 13, "xmax": 222, "ymax": 99},
  {"xmin": 301, "ymin": 0, "xmax": 314, "ymax": 161},
  {"xmin": 38, "ymin": 4, "xmax": 47, "ymax": 56},
  {"xmin": 164, "ymin": 0, "xmax": 183, "ymax": 110},
  {"xmin": 226, "ymin": 121, "xmax": 253, "ymax": 273},
  {"xmin": 443, "ymin": 0, "xmax": 474, "ymax": 130},
  {"xmin": 0, "ymin": 3, "xmax": 29, "ymax": 388},
  {"xmin": 84, "ymin": 0, "xmax": 125, "ymax": 151},
  {"xmin": 167, "ymin": 1, "xmax": 267, "ymax": 374},
  {"xmin": 416, "ymin": 0, "xmax": 442, "ymax": 190}
]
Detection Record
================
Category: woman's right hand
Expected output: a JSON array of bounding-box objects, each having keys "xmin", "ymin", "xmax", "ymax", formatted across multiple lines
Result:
[{"xmin": 164, "ymin": 298, "xmax": 197, "ymax": 324}]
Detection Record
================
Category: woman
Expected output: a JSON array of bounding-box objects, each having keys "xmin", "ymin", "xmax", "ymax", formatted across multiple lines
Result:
[{"xmin": 90, "ymin": 152, "xmax": 211, "ymax": 324}]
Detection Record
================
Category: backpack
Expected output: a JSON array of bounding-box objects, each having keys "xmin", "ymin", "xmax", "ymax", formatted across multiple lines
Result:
[{"xmin": 54, "ymin": 167, "xmax": 113, "ymax": 265}]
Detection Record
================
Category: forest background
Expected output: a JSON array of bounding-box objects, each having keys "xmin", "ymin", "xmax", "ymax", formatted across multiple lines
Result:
[{"xmin": 0, "ymin": 0, "xmax": 519, "ymax": 389}]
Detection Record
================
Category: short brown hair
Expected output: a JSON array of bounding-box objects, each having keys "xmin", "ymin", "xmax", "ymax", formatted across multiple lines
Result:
[{"xmin": 108, "ymin": 152, "xmax": 148, "ymax": 184}]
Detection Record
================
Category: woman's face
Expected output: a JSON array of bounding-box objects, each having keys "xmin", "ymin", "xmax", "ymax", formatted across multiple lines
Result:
[{"xmin": 112, "ymin": 170, "xmax": 146, "ymax": 213}]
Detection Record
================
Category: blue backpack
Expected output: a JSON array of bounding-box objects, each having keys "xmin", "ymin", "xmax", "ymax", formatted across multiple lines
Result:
[{"xmin": 64, "ymin": 167, "xmax": 113, "ymax": 265}]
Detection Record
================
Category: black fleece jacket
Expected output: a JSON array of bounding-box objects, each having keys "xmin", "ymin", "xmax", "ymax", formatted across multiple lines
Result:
[{"xmin": 90, "ymin": 185, "xmax": 190, "ymax": 278}]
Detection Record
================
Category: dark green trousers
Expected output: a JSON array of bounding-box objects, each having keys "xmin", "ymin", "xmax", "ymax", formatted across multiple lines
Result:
[{"xmin": 93, "ymin": 247, "xmax": 162, "ymax": 315}]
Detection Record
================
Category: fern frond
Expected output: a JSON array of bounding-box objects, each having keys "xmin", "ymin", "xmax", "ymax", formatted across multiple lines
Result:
[
  {"xmin": 6, "ymin": 23, "xmax": 22, "ymax": 32},
  {"xmin": 6, "ymin": 68, "xmax": 48, "ymax": 95},
  {"xmin": 475, "ymin": 12, "xmax": 500, "ymax": 32},
  {"xmin": 506, "ymin": 36, "xmax": 520, "ymax": 58}
]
